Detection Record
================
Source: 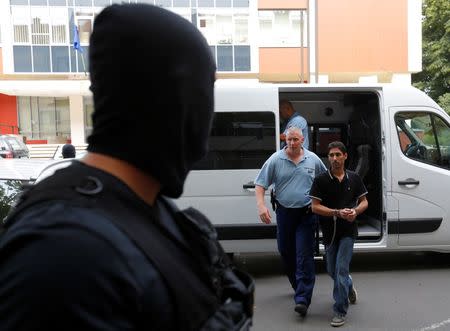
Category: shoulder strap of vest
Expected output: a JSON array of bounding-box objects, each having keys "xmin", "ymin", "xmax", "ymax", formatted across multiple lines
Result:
[{"xmin": 3, "ymin": 163, "xmax": 220, "ymax": 330}]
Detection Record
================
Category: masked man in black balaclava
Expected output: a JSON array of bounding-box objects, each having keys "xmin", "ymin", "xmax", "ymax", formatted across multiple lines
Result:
[{"xmin": 0, "ymin": 4, "xmax": 254, "ymax": 331}]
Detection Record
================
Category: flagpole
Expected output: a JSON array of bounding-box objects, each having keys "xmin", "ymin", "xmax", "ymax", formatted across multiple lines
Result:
[{"xmin": 80, "ymin": 52, "xmax": 87, "ymax": 76}]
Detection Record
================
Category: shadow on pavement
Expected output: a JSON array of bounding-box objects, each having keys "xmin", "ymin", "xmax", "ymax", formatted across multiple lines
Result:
[{"xmin": 232, "ymin": 251, "xmax": 450, "ymax": 278}]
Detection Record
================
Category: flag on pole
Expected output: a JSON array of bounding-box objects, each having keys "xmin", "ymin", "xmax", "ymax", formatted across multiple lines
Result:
[{"xmin": 73, "ymin": 24, "xmax": 83, "ymax": 53}]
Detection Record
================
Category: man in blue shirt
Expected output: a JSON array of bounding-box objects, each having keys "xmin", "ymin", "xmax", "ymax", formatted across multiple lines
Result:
[
  {"xmin": 280, "ymin": 100, "xmax": 310, "ymax": 150},
  {"xmin": 255, "ymin": 127, "xmax": 326, "ymax": 317}
]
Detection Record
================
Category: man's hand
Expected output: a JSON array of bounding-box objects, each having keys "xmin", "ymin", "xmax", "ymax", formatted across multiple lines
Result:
[
  {"xmin": 258, "ymin": 204, "xmax": 272, "ymax": 224},
  {"xmin": 340, "ymin": 208, "xmax": 357, "ymax": 222}
]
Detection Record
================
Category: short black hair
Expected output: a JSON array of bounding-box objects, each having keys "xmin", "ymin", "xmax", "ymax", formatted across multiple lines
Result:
[{"xmin": 327, "ymin": 141, "xmax": 347, "ymax": 154}]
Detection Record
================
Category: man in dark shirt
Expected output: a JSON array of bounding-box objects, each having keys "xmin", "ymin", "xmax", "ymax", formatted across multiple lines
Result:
[
  {"xmin": 310, "ymin": 141, "xmax": 368, "ymax": 327},
  {"xmin": 0, "ymin": 4, "xmax": 252, "ymax": 331}
]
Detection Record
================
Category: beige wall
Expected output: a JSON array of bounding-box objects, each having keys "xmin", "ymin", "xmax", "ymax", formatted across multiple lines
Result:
[
  {"xmin": 258, "ymin": 0, "xmax": 308, "ymax": 10},
  {"xmin": 259, "ymin": 47, "xmax": 310, "ymax": 82},
  {"xmin": 318, "ymin": 0, "xmax": 408, "ymax": 73}
]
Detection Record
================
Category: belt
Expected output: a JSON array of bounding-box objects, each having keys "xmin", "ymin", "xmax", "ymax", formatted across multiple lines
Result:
[{"xmin": 276, "ymin": 203, "xmax": 311, "ymax": 215}]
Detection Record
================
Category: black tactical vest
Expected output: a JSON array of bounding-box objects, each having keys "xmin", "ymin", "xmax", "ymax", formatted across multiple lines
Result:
[{"xmin": 3, "ymin": 162, "xmax": 254, "ymax": 331}]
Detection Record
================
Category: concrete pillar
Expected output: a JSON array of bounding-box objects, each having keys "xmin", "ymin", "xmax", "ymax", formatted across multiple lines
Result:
[{"xmin": 69, "ymin": 95, "xmax": 85, "ymax": 144}]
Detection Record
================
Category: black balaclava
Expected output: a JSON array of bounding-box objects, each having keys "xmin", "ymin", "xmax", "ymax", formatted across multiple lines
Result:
[{"xmin": 88, "ymin": 4, "xmax": 216, "ymax": 198}]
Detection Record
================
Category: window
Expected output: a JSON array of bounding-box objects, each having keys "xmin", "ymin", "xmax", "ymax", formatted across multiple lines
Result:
[
  {"xmin": 17, "ymin": 97, "xmax": 71, "ymax": 142},
  {"xmin": 395, "ymin": 112, "xmax": 450, "ymax": 169},
  {"xmin": 192, "ymin": 112, "xmax": 276, "ymax": 170},
  {"xmin": 12, "ymin": 6, "xmax": 31, "ymax": 43},
  {"xmin": 83, "ymin": 96, "xmax": 94, "ymax": 139},
  {"xmin": 258, "ymin": 10, "xmax": 308, "ymax": 47},
  {"xmin": 31, "ymin": 7, "xmax": 50, "ymax": 45}
]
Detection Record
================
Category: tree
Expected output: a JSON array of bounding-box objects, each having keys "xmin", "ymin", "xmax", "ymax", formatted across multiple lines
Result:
[
  {"xmin": 0, "ymin": 180, "xmax": 22, "ymax": 220},
  {"xmin": 412, "ymin": 0, "xmax": 450, "ymax": 114}
]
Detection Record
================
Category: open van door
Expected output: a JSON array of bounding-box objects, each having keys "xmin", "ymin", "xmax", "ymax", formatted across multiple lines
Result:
[
  {"xmin": 389, "ymin": 106, "xmax": 450, "ymax": 247},
  {"xmin": 176, "ymin": 84, "xmax": 279, "ymax": 252}
]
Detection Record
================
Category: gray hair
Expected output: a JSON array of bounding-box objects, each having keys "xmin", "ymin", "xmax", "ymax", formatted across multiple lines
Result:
[{"xmin": 285, "ymin": 126, "xmax": 303, "ymax": 137}]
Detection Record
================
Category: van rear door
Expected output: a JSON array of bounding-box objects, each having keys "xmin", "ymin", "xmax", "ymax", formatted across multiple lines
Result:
[{"xmin": 175, "ymin": 84, "xmax": 279, "ymax": 249}]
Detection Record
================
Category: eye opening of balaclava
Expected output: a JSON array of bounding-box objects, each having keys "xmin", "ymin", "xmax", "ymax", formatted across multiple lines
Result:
[{"xmin": 87, "ymin": 4, "xmax": 216, "ymax": 198}]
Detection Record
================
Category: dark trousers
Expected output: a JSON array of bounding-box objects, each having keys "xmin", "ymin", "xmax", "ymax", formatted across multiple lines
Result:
[{"xmin": 275, "ymin": 204, "xmax": 316, "ymax": 306}]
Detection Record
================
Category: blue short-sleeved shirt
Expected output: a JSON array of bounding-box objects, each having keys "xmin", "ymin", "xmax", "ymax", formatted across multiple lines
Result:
[
  {"xmin": 255, "ymin": 148, "xmax": 326, "ymax": 208},
  {"xmin": 281, "ymin": 113, "xmax": 309, "ymax": 150}
]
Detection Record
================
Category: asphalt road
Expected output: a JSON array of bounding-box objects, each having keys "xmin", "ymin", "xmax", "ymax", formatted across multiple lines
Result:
[{"xmin": 233, "ymin": 252, "xmax": 450, "ymax": 331}]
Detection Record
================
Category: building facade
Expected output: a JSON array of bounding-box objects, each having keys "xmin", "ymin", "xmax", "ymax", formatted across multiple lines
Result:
[{"xmin": 0, "ymin": 0, "xmax": 422, "ymax": 144}]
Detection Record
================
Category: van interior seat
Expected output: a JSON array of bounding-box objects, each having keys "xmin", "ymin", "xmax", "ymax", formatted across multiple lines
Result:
[{"xmin": 353, "ymin": 144, "xmax": 372, "ymax": 179}]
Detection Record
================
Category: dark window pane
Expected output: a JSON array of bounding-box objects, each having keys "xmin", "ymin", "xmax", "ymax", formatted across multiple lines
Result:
[
  {"xmin": 209, "ymin": 45, "xmax": 216, "ymax": 63},
  {"xmin": 155, "ymin": 0, "xmax": 171, "ymax": 6},
  {"xmin": 70, "ymin": 46, "xmax": 77, "ymax": 72},
  {"xmin": 30, "ymin": 0, "xmax": 47, "ymax": 4},
  {"xmin": 233, "ymin": 0, "xmax": 248, "ymax": 7},
  {"xmin": 14, "ymin": 46, "xmax": 32, "ymax": 72},
  {"xmin": 198, "ymin": 0, "xmax": 213, "ymax": 7},
  {"xmin": 76, "ymin": 46, "xmax": 89, "ymax": 73},
  {"xmin": 10, "ymin": 0, "xmax": 29, "ymax": 4},
  {"xmin": 93, "ymin": 0, "xmax": 110, "ymax": 6},
  {"xmin": 75, "ymin": 0, "xmax": 92, "ymax": 5},
  {"xmin": 193, "ymin": 112, "xmax": 276, "ymax": 170},
  {"xmin": 33, "ymin": 46, "xmax": 51, "ymax": 72},
  {"xmin": 52, "ymin": 46, "xmax": 70, "ymax": 72},
  {"xmin": 191, "ymin": 8, "xmax": 197, "ymax": 27},
  {"xmin": 173, "ymin": 0, "xmax": 189, "ymax": 6},
  {"xmin": 216, "ymin": 0, "xmax": 231, "ymax": 7},
  {"xmin": 49, "ymin": 0, "xmax": 67, "ymax": 5},
  {"xmin": 234, "ymin": 45, "xmax": 250, "ymax": 71},
  {"xmin": 217, "ymin": 45, "xmax": 232, "ymax": 71}
]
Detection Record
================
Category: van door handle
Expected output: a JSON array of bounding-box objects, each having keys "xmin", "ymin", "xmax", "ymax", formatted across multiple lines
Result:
[
  {"xmin": 243, "ymin": 182, "xmax": 255, "ymax": 189},
  {"xmin": 398, "ymin": 179, "xmax": 420, "ymax": 186}
]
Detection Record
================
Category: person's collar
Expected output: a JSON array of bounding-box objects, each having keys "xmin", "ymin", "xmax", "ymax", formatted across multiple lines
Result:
[{"xmin": 328, "ymin": 168, "xmax": 348, "ymax": 180}]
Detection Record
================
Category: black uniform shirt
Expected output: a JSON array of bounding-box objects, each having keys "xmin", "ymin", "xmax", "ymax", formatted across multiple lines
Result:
[
  {"xmin": 0, "ymin": 173, "xmax": 181, "ymax": 331},
  {"xmin": 310, "ymin": 169, "xmax": 368, "ymax": 245}
]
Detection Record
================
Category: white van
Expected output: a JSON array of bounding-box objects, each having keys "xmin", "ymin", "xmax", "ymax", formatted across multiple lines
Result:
[{"xmin": 175, "ymin": 82, "xmax": 450, "ymax": 254}]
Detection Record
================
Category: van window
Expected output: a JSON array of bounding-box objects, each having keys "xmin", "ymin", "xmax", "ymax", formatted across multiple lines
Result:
[
  {"xmin": 395, "ymin": 112, "xmax": 450, "ymax": 169},
  {"xmin": 193, "ymin": 111, "xmax": 276, "ymax": 170}
]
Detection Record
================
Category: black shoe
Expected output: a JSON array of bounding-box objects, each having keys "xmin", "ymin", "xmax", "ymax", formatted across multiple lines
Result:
[{"xmin": 294, "ymin": 303, "xmax": 308, "ymax": 317}]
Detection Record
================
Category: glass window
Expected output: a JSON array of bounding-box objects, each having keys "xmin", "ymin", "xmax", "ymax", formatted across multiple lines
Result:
[
  {"xmin": 233, "ymin": 0, "xmax": 248, "ymax": 7},
  {"xmin": 198, "ymin": 0, "xmax": 213, "ymax": 7},
  {"xmin": 217, "ymin": 45, "xmax": 232, "ymax": 71},
  {"xmin": 216, "ymin": 0, "xmax": 231, "ymax": 7},
  {"xmin": 49, "ymin": 0, "xmax": 67, "ymax": 5},
  {"xmin": 395, "ymin": 112, "xmax": 450, "ymax": 169},
  {"xmin": 75, "ymin": 0, "xmax": 92, "ymax": 5},
  {"xmin": 198, "ymin": 14, "xmax": 215, "ymax": 44},
  {"xmin": 33, "ymin": 46, "xmax": 51, "ymax": 72},
  {"xmin": 258, "ymin": 10, "xmax": 307, "ymax": 46},
  {"xmin": 12, "ymin": 6, "xmax": 31, "ymax": 43},
  {"xmin": 193, "ymin": 112, "xmax": 276, "ymax": 170},
  {"xmin": 93, "ymin": 0, "xmax": 110, "ymax": 6},
  {"xmin": 50, "ymin": 7, "xmax": 67, "ymax": 44},
  {"xmin": 155, "ymin": 0, "xmax": 171, "ymax": 7},
  {"xmin": 31, "ymin": 7, "xmax": 50, "ymax": 45},
  {"xmin": 234, "ymin": 16, "xmax": 248, "ymax": 44},
  {"xmin": 173, "ymin": 0, "xmax": 189, "ymax": 6},
  {"xmin": 11, "ymin": 0, "xmax": 29, "ymax": 4},
  {"xmin": 77, "ymin": 18, "xmax": 92, "ymax": 44},
  {"xmin": 83, "ymin": 96, "xmax": 94, "ymax": 139},
  {"xmin": 77, "ymin": 45, "xmax": 89, "ymax": 72},
  {"xmin": 30, "ymin": 0, "xmax": 47, "ymax": 5},
  {"xmin": 52, "ymin": 46, "xmax": 70, "ymax": 72},
  {"xmin": 234, "ymin": 45, "xmax": 249, "ymax": 71},
  {"xmin": 18, "ymin": 97, "xmax": 32, "ymax": 138},
  {"xmin": 216, "ymin": 15, "xmax": 232, "ymax": 44},
  {"xmin": 17, "ymin": 97, "xmax": 71, "ymax": 142},
  {"xmin": 13, "ymin": 46, "xmax": 32, "ymax": 72}
]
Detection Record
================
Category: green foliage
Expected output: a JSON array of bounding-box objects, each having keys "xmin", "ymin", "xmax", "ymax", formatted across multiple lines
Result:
[
  {"xmin": 412, "ymin": 0, "xmax": 450, "ymax": 104},
  {"xmin": 0, "ymin": 180, "xmax": 22, "ymax": 221},
  {"xmin": 438, "ymin": 93, "xmax": 450, "ymax": 115}
]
